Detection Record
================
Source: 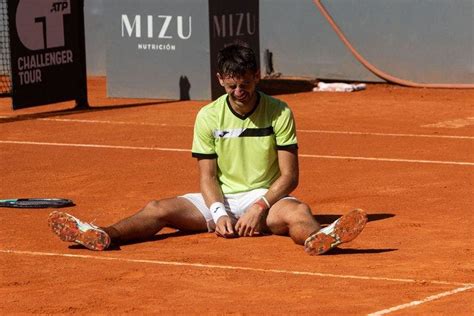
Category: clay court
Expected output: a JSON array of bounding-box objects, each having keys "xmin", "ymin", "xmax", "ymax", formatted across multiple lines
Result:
[{"xmin": 0, "ymin": 78, "xmax": 473, "ymax": 314}]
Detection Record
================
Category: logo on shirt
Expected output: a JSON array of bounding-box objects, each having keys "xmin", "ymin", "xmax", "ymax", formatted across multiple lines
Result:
[{"xmin": 213, "ymin": 127, "xmax": 274, "ymax": 138}]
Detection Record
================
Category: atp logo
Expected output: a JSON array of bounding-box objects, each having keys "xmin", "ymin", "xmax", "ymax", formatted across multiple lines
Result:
[{"xmin": 15, "ymin": 0, "xmax": 71, "ymax": 51}]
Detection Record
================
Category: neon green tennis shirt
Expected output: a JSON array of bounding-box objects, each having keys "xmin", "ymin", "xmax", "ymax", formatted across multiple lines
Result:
[{"xmin": 192, "ymin": 92, "xmax": 298, "ymax": 194}]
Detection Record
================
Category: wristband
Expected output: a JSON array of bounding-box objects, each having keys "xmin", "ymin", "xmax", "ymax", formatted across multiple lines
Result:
[
  {"xmin": 210, "ymin": 202, "xmax": 227, "ymax": 223},
  {"xmin": 254, "ymin": 199, "xmax": 269, "ymax": 211},
  {"xmin": 260, "ymin": 196, "xmax": 271, "ymax": 209}
]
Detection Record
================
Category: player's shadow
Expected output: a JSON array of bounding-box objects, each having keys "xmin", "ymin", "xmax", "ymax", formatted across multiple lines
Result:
[
  {"xmin": 325, "ymin": 248, "xmax": 397, "ymax": 255},
  {"xmin": 68, "ymin": 213, "xmax": 396, "ymax": 251},
  {"xmin": 314, "ymin": 213, "xmax": 395, "ymax": 225},
  {"xmin": 68, "ymin": 230, "xmax": 199, "ymax": 251}
]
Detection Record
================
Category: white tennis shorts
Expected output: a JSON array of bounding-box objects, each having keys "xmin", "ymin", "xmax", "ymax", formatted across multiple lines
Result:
[{"xmin": 180, "ymin": 188, "xmax": 297, "ymax": 232}]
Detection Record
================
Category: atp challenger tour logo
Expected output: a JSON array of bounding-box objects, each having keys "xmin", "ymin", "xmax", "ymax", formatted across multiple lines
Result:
[
  {"xmin": 15, "ymin": 0, "xmax": 74, "ymax": 85},
  {"xmin": 121, "ymin": 14, "xmax": 192, "ymax": 51}
]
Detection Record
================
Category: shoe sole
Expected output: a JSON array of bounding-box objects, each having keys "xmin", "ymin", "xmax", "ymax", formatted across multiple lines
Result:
[
  {"xmin": 305, "ymin": 209, "xmax": 367, "ymax": 255},
  {"xmin": 48, "ymin": 211, "xmax": 110, "ymax": 251}
]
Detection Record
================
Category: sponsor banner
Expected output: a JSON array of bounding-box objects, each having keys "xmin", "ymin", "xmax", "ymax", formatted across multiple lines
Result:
[
  {"xmin": 208, "ymin": 0, "xmax": 259, "ymax": 99},
  {"xmin": 106, "ymin": 0, "xmax": 210, "ymax": 100},
  {"xmin": 106, "ymin": 0, "xmax": 259, "ymax": 100},
  {"xmin": 9, "ymin": 0, "xmax": 87, "ymax": 109}
]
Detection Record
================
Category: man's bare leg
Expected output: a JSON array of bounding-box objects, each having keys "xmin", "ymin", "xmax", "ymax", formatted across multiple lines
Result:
[
  {"xmin": 104, "ymin": 197, "xmax": 208, "ymax": 244},
  {"xmin": 264, "ymin": 199, "xmax": 367, "ymax": 255},
  {"xmin": 264, "ymin": 199, "xmax": 320, "ymax": 245},
  {"xmin": 48, "ymin": 197, "xmax": 208, "ymax": 250}
]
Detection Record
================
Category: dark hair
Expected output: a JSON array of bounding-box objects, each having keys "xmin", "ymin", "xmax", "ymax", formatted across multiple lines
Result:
[{"xmin": 217, "ymin": 44, "xmax": 258, "ymax": 77}]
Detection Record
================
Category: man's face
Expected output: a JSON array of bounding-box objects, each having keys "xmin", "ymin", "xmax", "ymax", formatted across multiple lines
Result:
[{"xmin": 217, "ymin": 70, "xmax": 260, "ymax": 109}]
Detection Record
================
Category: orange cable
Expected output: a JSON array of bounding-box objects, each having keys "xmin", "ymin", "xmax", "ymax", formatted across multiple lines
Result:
[{"xmin": 313, "ymin": 0, "xmax": 474, "ymax": 89}]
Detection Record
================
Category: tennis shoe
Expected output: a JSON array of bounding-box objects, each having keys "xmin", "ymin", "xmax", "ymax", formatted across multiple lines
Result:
[
  {"xmin": 304, "ymin": 209, "xmax": 367, "ymax": 255},
  {"xmin": 48, "ymin": 211, "xmax": 110, "ymax": 251}
]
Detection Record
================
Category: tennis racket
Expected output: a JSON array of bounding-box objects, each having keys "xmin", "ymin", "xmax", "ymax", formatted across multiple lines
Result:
[{"xmin": 0, "ymin": 198, "xmax": 75, "ymax": 208}]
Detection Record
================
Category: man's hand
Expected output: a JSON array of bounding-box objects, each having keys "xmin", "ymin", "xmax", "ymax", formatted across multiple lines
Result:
[
  {"xmin": 215, "ymin": 216, "xmax": 237, "ymax": 238},
  {"xmin": 235, "ymin": 204, "xmax": 268, "ymax": 237}
]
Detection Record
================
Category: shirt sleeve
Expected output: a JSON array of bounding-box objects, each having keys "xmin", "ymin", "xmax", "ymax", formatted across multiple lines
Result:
[
  {"xmin": 273, "ymin": 102, "xmax": 298, "ymax": 149},
  {"xmin": 191, "ymin": 108, "xmax": 217, "ymax": 159}
]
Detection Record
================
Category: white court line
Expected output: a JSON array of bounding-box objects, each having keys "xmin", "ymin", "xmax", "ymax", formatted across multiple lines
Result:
[
  {"xmin": 2, "ymin": 116, "xmax": 473, "ymax": 140},
  {"xmin": 0, "ymin": 249, "xmax": 471, "ymax": 287},
  {"xmin": 4, "ymin": 249, "xmax": 471, "ymax": 314},
  {"xmin": 299, "ymin": 153, "xmax": 474, "ymax": 166},
  {"xmin": 0, "ymin": 140, "xmax": 190, "ymax": 153},
  {"xmin": 368, "ymin": 284, "xmax": 474, "ymax": 315},
  {"xmin": 35, "ymin": 117, "xmax": 194, "ymax": 128},
  {"xmin": 298, "ymin": 129, "xmax": 474, "ymax": 140},
  {"xmin": 1, "ymin": 140, "xmax": 473, "ymax": 166}
]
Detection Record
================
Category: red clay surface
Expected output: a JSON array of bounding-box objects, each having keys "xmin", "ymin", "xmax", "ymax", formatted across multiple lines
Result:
[{"xmin": 0, "ymin": 77, "xmax": 473, "ymax": 314}]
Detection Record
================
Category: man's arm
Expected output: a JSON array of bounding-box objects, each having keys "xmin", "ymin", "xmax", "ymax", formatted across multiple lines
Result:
[
  {"xmin": 235, "ymin": 147, "xmax": 299, "ymax": 236},
  {"xmin": 197, "ymin": 158, "xmax": 236, "ymax": 238},
  {"xmin": 265, "ymin": 147, "xmax": 299, "ymax": 205}
]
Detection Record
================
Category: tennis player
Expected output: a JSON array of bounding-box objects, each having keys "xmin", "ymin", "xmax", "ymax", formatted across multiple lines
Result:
[{"xmin": 48, "ymin": 44, "xmax": 367, "ymax": 255}]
